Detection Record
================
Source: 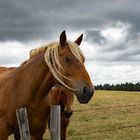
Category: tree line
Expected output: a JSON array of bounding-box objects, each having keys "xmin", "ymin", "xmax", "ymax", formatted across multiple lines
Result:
[{"xmin": 95, "ymin": 82, "xmax": 140, "ymax": 91}]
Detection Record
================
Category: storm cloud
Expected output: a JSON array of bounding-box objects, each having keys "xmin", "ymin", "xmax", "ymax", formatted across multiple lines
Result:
[
  {"xmin": 0, "ymin": 0, "xmax": 139, "ymax": 41},
  {"xmin": 0, "ymin": 0, "xmax": 140, "ymax": 84}
]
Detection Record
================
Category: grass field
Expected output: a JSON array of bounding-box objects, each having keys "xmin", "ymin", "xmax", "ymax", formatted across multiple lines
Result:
[{"xmin": 9, "ymin": 90, "xmax": 140, "ymax": 140}]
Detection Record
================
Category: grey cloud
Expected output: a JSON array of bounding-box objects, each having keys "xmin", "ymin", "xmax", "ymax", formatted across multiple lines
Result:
[
  {"xmin": 1, "ymin": 0, "xmax": 140, "ymax": 42},
  {"xmin": 1, "ymin": 0, "xmax": 140, "ymax": 84},
  {"xmin": 0, "ymin": 57, "xmax": 19, "ymax": 66},
  {"xmin": 94, "ymin": 42, "xmax": 140, "ymax": 65},
  {"xmin": 0, "ymin": 0, "xmax": 54, "ymax": 41},
  {"xmin": 0, "ymin": 0, "xmax": 140, "ymax": 63},
  {"xmin": 85, "ymin": 30, "xmax": 107, "ymax": 45},
  {"xmin": 0, "ymin": 0, "xmax": 86, "ymax": 41}
]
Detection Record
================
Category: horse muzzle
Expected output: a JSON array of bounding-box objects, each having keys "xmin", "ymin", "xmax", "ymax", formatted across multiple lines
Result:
[
  {"xmin": 64, "ymin": 111, "xmax": 73, "ymax": 118},
  {"xmin": 75, "ymin": 85, "xmax": 94, "ymax": 104}
]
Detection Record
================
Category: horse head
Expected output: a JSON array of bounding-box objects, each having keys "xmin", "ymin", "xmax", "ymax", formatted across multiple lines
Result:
[{"xmin": 45, "ymin": 31, "xmax": 94, "ymax": 104}]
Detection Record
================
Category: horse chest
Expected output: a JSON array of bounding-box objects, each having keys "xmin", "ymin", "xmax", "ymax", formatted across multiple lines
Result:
[
  {"xmin": 28, "ymin": 110, "xmax": 50, "ymax": 135},
  {"xmin": 27, "ymin": 102, "xmax": 50, "ymax": 129}
]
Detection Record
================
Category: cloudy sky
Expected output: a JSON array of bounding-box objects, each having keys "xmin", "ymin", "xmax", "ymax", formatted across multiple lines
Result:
[{"xmin": 0, "ymin": 0, "xmax": 140, "ymax": 85}]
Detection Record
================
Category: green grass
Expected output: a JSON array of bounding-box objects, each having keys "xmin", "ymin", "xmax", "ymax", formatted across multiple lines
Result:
[{"xmin": 9, "ymin": 90, "xmax": 140, "ymax": 140}]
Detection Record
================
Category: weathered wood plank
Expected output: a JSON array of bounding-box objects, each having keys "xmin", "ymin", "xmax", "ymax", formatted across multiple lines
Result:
[
  {"xmin": 16, "ymin": 107, "xmax": 30, "ymax": 140},
  {"xmin": 50, "ymin": 105, "xmax": 61, "ymax": 140}
]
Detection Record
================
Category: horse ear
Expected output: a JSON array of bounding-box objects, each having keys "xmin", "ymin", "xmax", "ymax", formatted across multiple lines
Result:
[
  {"xmin": 75, "ymin": 34, "xmax": 83, "ymax": 46},
  {"xmin": 60, "ymin": 30, "xmax": 67, "ymax": 46}
]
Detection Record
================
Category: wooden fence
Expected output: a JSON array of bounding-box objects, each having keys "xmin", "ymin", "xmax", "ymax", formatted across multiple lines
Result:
[{"xmin": 16, "ymin": 105, "xmax": 60, "ymax": 140}]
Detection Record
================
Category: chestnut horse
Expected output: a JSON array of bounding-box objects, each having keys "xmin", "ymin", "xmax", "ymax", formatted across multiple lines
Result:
[
  {"xmin": 0, "ymin": 68, "xmax": 73, "ymax": 140},
  {"xmin": 0, "ymin": 31, "xmax": 94, "ymax": 140},
  {"xmin": 0, "ymin": 67, "xmax": 15, "ymax": 76},
  {"xmin": 0, "ymin": 67, "xmax": 74, "ymax": 140},
  {"xmin": 14, "ymin": 84, "xmax": 74, "ymax": 140}
]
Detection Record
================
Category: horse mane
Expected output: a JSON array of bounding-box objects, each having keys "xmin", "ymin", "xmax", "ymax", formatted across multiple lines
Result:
[{"xmin": 27, "ymin": 41, "xmax": 85, "ymax": 90}]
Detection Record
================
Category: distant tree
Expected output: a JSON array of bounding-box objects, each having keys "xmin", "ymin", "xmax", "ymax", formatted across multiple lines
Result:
[{"xmin": 95, "ymin": 82, "xmax": 140, "ymax": 91}]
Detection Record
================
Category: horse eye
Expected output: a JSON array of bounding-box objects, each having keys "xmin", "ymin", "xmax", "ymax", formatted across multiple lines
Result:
[{"xmin": 64, "ymin": 57, "xmax": 70, "ymax": 62}]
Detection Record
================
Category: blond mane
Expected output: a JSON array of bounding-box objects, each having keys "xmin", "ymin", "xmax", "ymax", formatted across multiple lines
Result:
[{"xmin": 29, "ymin": 41, "xmax": 85, "ymax": 90}]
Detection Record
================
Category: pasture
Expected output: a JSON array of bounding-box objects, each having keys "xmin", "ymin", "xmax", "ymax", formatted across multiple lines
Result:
[{"xmin": 9, "ymin": 90, "xmax": 140, "ymax": 140}]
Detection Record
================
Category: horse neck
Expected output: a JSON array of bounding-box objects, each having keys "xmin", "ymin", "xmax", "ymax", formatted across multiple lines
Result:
[{"xmin": 16, "ymin": 52, "xmax": 54, "ymax": 99}]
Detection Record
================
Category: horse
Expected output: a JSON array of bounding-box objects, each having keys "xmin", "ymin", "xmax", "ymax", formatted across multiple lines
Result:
[
  {"xmin": 0, "ymin": 68, "xmax": 73, "ymax": 140},
  {"xmin": 48, "ymin": 84, "xmax": 74, "ymax": 140},
  {"xmin": 0, "ymin": 67, "xmax": 16, "ymax": 75},
  {"xmin": 0, "ymin": 67, "xmax": 74, "ymax": 140},
  {"xmin": 0, "ymin": 31, "xmax": 94, "ymax": 140},
  {"xmin": 14, "ymin": 84, "xmax": 74, "ymax": 140}
]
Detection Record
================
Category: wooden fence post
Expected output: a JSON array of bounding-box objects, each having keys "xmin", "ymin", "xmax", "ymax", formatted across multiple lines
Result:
[
  {"xmin": 50, "ymin": 105, "xmax": 61, "ymax": 140},
  {"xmin": 16, "ymin": 107, "xmax": 30, "ymax": 140}
]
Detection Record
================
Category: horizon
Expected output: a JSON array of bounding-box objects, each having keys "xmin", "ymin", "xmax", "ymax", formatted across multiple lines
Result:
[{"xmin": 95, "ymin": 81, "xmax": 140, "ymax": 86}]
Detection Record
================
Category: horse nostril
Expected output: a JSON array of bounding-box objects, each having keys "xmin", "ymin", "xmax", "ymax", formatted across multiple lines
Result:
[
  {"xmin": 83, "ymin": 86, "xmax": 89, "ymax": 94},
  {"xmin": 64, "ymin": 111, "xmax": 73, "ymax": 118},
  {"xmin": 83, "ymin": 86, "xmax": 94, "ymax": 95}
]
